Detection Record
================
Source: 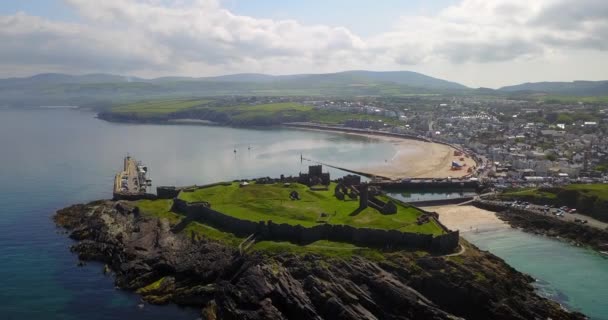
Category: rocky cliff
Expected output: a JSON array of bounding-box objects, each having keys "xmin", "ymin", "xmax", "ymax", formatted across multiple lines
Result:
[{"xmin": 54, "ymin": 200, "xmax": 585, "ymax": 319}]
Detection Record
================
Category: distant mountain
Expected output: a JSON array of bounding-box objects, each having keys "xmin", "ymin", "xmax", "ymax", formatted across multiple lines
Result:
[
  {"xmin": 191, "ymin": 70, "xmax": 468, "ymax": 90},
  {"xmin": 499, "ymin": 80, "xmax": 608, "ymax": 96},
  {"xmin": 0, "ymin": 70, "xmax": 472, "ymax": 108},
  {"xmin": 0, "ymin": 73, "xmax": 143, "ymax": 88}
]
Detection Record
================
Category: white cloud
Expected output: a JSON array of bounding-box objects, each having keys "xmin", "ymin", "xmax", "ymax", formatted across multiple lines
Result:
[{"xmin": 0, "ymin": 0, "xmax": 606, "ymax": 87}]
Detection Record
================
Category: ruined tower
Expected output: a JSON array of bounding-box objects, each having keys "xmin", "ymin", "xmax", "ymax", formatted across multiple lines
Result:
[{"xmin": 359, "ymin": 183, "xmax": 369, "ymax": 209}]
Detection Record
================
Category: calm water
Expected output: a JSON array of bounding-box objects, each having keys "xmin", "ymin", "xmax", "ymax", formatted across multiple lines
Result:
[
  {"xmin": 0, "ymin": 108, "xmax": 395, "ymax": 319},
  {"xmin": 1, "ymin": 108, "xmax": 607, "ymax": 319},
  {"xmin": 386, "ymin": 190, "xmax": 477, "ymax": 202},
  {"xmin": 466, "ymin": 229, "xmax": 608, "ymax": 320}
]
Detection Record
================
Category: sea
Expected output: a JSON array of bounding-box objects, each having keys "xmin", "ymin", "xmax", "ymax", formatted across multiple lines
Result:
[{"xmin": 0, "ymin": 108, "xmax": 607, "ymax": 319}]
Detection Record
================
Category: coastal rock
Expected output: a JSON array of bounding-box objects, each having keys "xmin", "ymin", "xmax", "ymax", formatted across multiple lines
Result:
[{"xmin": 54, "ymin": 201, "xmax": 586, "ymax": 320}]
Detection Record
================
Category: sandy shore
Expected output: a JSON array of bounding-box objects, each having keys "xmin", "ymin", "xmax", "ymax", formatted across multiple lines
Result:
[
  {"xmin": 422, "ymin": 205, "xmax": 509, "ymax": 233},
  {"xmin": 353, "ymin": 134, "xmax": 477, "ymax": 179},
  {"xmin": 286, "ymin": 125, "xmax": 477, "ymax": 179}
]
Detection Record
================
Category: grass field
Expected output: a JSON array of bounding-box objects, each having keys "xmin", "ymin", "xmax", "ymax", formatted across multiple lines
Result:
[
  {"xmin": 111, "ymin": 99, "xmax": 211, "ymax": 115},
  {"xmin": 563, "ymin": 184, "xmax": 608, "ymax": 199},
  {"xmin": 540, "ymin": 95, "xmax": 608, "ymax": 104},
  {"xmin": 178, "ymin": 182, "xmax": 443, "ymax": 235},
  {"xmin": 106, "ymin": 99, "xmax": 399, "ymax": 126},
  {"xmin": 228, "ymin": 102, "xmax": 313, "ymax": 112},
  {"xmin": 501, "ymin": 188, "xmax": 558, "ymax": 200},
  {"xmin": 135, "ymin": 199, "xmax": 183, "ymax": 224}
]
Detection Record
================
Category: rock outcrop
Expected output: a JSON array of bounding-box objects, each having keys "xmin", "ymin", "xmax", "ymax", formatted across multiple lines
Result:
[{"xmin": 54, "ymin": 201, "xmax": 586, "ymax": 320}]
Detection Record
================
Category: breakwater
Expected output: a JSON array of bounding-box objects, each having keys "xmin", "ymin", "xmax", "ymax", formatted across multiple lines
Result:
[
  {"xmin": 171, "ymin": 198, "xmax": 459, "ymax": 253},
  {"xmin": 373, "ymin": 180, "xmax": 480, "ymax": 190},
  {"xmin": 405, "ymin": 196, "xmax": 474, "ymax": 207}
]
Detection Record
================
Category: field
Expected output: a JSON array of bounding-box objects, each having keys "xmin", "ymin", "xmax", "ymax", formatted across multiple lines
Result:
[
  {"xmin": 104, "ymin": 99, "xmax": 400, "ymax": 126},
  {"xmin": 135, "ymin": 199, "xmax": 182, "ymax": 224},
  {"xmin": 501, "ymin": 188, "xmax": 558, "ymax": 200},
  {"xmin": 178, "ymin": 182, "xmax": 444, "ymax": 235},
  {"xmin": 110, "ymin": 99, "xmax": 212, "ymax": 115},
  {"xmin": 540, "ymin": 95, "xmax": 608, "ymax": 104}
]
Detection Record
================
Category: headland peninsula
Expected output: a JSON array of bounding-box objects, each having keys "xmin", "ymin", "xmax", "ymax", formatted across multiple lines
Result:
[{"xmin": 54, "ymin": 157, "xmax": 585, "ymax": 319}]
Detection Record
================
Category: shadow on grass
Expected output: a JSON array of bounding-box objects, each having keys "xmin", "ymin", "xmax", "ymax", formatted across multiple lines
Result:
[{"xmin": 349, "ymin": 207, "xmax": 365, "ymax": 216}]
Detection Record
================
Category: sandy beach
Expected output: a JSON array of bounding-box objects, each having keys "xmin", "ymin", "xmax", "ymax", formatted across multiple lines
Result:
[
  {"xmin": 355, "ymin": 134, "xmax": 477, "ymax": 179},
  {"xmin": 286, "ymin": 125, "xmax": 477, "ymax": 179},
  {"xmin": 421, "ymin": 205, "xmax": 509, "ymax": 233}
]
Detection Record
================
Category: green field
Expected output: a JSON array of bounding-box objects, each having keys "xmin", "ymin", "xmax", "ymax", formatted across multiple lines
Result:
[
  {"xmin": 111, "ymin": 99, "xmax": 212, "ymax": 115},
  {"xmin": 502, "ymin": 188, "xmax": 558, "ymax": 200},
  {"xmin": 540, "ymin": 95, "xmax": 608, "ymax": 104},
  {"xmin": 136, "ymin": 199, "xmax": 183, "ymax": 224},
  {"xmin": 178, "ymin": 182, "xmax": 443, "ymax": 235},
  {"xmin": 105, "ymin": 99, "xmax": 399, "ymax": 126}
]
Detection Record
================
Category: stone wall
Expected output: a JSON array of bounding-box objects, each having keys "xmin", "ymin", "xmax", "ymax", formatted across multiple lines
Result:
[
  {"xmin": 113, "ymin": 192, "xmax": 157, "ymax": 201},
  {"xmin": 171, "ymin": 198, "xmax": 459, "ymax": 253},
  {"xmin": 157, "ymin": 186, "xmax": 180, "ymax": 199},
  {"xmin": 405, "ymin": 196, "xmax": 474, "ymax": 207}
]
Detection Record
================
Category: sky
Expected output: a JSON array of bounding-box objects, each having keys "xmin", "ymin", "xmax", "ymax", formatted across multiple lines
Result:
[{"xmin": 0, "ymin": 0, "xmax": 607, "ymax": 88}]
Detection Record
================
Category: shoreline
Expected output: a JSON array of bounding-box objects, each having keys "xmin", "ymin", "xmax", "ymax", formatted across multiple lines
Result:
[
  {"xmin": 421, "ymin": 204, "xmax": 509, "ymax": 234},
  {"xmin": 95, "ymin": 112, "xmax": 479, "ymax": 180},
  {"xmin": 284, "ymin": 123, "xmax": 478, "ymax": 180},
  {"xmin": 53, "ymin": 200, "xmax": 584, "ymax": 320}
]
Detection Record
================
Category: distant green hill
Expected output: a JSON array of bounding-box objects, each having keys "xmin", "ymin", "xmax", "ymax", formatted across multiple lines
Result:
[
  {"xmin": 499, "ymin": 80, "xmax": 608, "ymax": 96},
  {"xmin": 0, "ymin": 70, "xmax": 469, "ymax": 108}
]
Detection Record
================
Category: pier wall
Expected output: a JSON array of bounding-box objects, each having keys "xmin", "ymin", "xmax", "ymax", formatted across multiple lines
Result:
[
  {"xmin": 404, "ymin": 197, "xmax": 474, "ymax": 207},
  {"xmin": 171, "ymin": 198, "xmax": 459, "ymax": 253},
  {"xmin": 373, "ymin": 181, "xmax": 479, "ymax": 190},
  {"xmin": 112, "ymin": 192, "xmax": 157, "ymax": 201}
]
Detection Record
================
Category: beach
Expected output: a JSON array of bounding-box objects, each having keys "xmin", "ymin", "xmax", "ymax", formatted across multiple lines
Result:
[
  {"xmin": 421, "ymin": 205, "xmax": 509, "ymax": 233},
  {"xmin": 356, "ymin": 134, "xmax": 477, "ymax": 179},
  {"xmin": 286, "ymin": 124, "xmax": 477, "ymax": 179}
]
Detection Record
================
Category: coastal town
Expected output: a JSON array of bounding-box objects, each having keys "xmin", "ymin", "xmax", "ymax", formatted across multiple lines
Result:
[{"xmin": 257, "ymin": 95, "xmax": 608, "ymax": 187}]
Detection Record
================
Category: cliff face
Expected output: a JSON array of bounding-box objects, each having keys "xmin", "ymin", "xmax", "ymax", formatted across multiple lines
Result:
[{"xmin": 54, "ymin": 201, "xmax": 585, "ymax": 320}]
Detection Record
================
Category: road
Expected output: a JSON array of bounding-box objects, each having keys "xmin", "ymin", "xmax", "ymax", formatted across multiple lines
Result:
[{"xmin": 480, "ymin": 200, "xmax": 608, "ymax": 230}]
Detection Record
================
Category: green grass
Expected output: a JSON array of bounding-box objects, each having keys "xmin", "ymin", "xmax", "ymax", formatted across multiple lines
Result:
[
  {"xmin": 178, "ymin": 182, "xmax": 443, "ymax": 235},
  {"xmin": 253, "ymin": 240, "xmax": 386, "ymax": 260},
  {"xmin": 181, "ymin": 221, "xmax": 244, "ymax": 246},
  {"xmin": 137, "ymin": 277, "xmax": 166, "ymax": 294},
  {"xmin": 227, "ymin": 102, "xmax": 313, "ymax": 112},
  {"xmin": 106, "ymin": 99, "xmax": 399, "ymax": 126},
  {"xmin": 111, "ymin": 99, "xmax": 212, "ymax": 115},
  {"xmin": 541, "ymin": 95, "xmax": 608, "ymax": 104},
  {"xmin": 179, "ymin": 218, "xmax": 387, "ymax": 259},
  {"xmin": 501, "ymin": 188, "xmax": 558, "ymax": 200},
  {"xmin": 563, "ymin": 184, "xmax": 608, "ymax": 200},
  {"xmin": 135, "ymin": 199, "xmax": 183, "ymax": 224}
]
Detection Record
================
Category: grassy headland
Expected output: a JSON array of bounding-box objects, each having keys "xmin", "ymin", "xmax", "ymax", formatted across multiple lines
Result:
[
  {"xmin": 134, "ymin": 181, "xmax": 444, "ymax": 257},
  {"xmin": 178, "ymin": 182, "xmax": 443, "ymax": 235},
  {"xmin": 99, "ymin": 99, "xmax": 399, "ymax": 126}
]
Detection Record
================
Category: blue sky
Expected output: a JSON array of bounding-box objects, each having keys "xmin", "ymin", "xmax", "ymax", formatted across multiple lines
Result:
[
  {"xmin": 223, "ymin": 0, "xmax": 458, "ymax": 36},
  {"xmin": 0, "ymin": 0, "xmax": 78, "ymax": 21},
  {"xmin": 1, "ymin": 0, "xmax": 458, "ymax": 36},
  {"xmin": 0, "ymin": 0, "xmax": 606, "ymax": 87}
]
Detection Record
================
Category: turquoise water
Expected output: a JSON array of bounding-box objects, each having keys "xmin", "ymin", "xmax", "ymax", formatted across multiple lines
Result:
[
  {"xmin": 1, "ymin": 108, "xmax": 607, "ymax": 319},
  {"xmin": 466, "ymin": 229, "xmax": 608, "ymax": 319}
]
